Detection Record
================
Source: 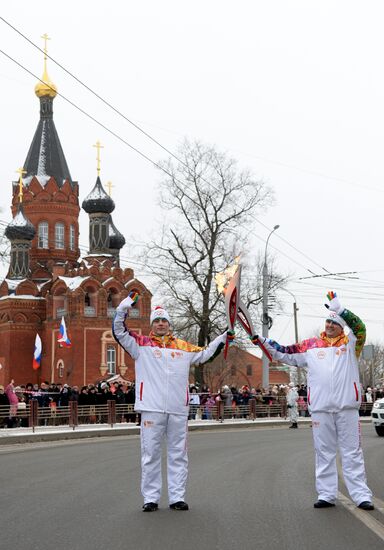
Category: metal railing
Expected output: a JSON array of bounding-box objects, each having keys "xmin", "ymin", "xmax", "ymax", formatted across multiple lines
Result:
[
  {"xmin": 0, "ymin": 400, "xmax": 375, "ymax": 432},
  {"xmin": 0, "ymin": 401, "xmax": 140, "ymax": 432}
]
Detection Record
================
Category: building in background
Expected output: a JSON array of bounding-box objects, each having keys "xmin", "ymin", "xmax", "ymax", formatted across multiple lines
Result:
[
  {"xmin": 203, "ymin": 346, "xmax": 289, "ymax": 391},
  {"xmin": 0, "ymin": 48, "xmax": 151, "ymax": 386}
]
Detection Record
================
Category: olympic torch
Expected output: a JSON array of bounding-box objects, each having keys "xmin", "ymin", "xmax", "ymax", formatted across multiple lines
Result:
[{"xmin": 215, "ymin": 259, "xmax": 272, "ymax": 361}]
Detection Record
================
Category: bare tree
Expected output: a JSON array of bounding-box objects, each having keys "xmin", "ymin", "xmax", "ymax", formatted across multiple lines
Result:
[
  {"xmin": 144, "ymin": 139, "xmax": 286, "ymax": 384},
  {"xmin": 359, "ymin": 342, "xmax": 384, "ymax": 388}
]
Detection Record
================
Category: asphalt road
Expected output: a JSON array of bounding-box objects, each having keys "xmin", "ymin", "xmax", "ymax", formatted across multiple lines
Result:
[{"xmin": 1, "ymin": 424, "xmax": 384, "ymax": 550}]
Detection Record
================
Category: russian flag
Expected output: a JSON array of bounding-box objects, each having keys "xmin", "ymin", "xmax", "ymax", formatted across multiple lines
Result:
[
  {"xmin": 57, "ymin": 316, "xmax": 72, "ymax": 348},
  {"xmin": 32, "ymin": 334, "xmax": 42, "ymax": 370}
]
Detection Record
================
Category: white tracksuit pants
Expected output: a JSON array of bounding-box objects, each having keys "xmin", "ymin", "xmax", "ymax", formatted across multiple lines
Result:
[
  {"xmin": 288, "ymin": 404, "xmax": 298, "ymax": 424},
  {"xmin": 140, "ymin": 411, "xmax": 188, "ymax": 505},
  {"xmin": 311, "ymin": 409, "xmax": 372, "ymax": 505}
]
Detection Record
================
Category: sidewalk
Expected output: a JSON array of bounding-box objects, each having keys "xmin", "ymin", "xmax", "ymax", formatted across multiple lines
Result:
[{"xmin": 0, "ymin": 416, "xmax": 372, "ymax": 445}]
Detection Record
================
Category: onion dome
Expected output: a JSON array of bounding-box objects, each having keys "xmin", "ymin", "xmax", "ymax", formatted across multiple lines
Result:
[
  {"xmin": 5, "ymin": 204, "xmax": 35, "ymax": 241},
  {"xmin": 35, "ymin": 67, "xmax": 57, "ymax": 99},
  {"xmin": 109, "ymin": 216, "xmax": 125, "ymax": 249},
  {"xmin": 35, "ymin": 35, "xmax": 57, "ymax": 99},
  {"xmin": 82, "ymin": 177, "xmax": 115, "ymax": 214}
]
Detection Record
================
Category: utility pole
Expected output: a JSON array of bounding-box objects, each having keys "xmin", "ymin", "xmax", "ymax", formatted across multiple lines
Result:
[{"xmin": 293, "ymin": 301, "xmax": 301, "ymax": 385}]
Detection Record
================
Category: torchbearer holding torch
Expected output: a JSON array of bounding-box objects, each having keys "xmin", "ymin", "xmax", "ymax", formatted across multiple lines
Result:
[
  {"xmin": 112, "ymin": 291, "xmax": 232, "ymax": 512},
  {"xmin": 250, "ymin": 291, "xmax": 374, "ymax": 511}
]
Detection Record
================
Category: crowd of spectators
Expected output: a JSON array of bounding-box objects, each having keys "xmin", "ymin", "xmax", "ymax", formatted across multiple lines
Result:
[
  {"xmin": 188, "ymin": 382, "xmax": 384, "ymax": 420},
  {"xmin": 189, "ymin": 383, "xmax": 298, "ymax": 420},
  {"xmin": 0, "ymin": 379, "xmax": 383, "ymax": 428},
  {"xmin": 0, "ymin": 380, "xmax": 137, "ymax": 428}
]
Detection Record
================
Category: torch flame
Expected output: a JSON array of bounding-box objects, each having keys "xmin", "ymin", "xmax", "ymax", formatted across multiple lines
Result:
[{"xmin": 215, "ymin": 256, "xmax": 241, "ymax": 294}]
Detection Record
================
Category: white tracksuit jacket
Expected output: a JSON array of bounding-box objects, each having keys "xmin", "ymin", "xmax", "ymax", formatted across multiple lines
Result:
[
  {"xmin": 112, "ymin": 310, "xmax": 227, "ymax": 415},
  {"xmin": 259, "ymin": 308, "xmax": 365, "ymax": 413}
]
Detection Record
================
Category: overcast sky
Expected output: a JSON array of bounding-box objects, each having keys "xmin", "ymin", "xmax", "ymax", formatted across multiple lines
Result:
[{"xmin": 1, "ymin": 1, "xmax": 384, "ymax": 347}]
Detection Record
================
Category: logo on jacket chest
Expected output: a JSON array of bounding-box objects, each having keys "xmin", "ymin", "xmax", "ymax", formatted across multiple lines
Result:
[
  {"xmin": 335, "ymin": 347, "xmax": 347, "ymax": 356},
  {"xmin": 152, "ymin": 349, "xmax": 184, "ymax": 359},
  {"xmin": 170, "ymin": 351, "xmax": 183, "ymax": 359}
]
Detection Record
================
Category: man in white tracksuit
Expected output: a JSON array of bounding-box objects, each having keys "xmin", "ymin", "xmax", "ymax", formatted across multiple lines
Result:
[
  {"xmin": 112, "ymin": 292, "xmax": 229, "ymax": 512},
  {"xmin": 286, "ymin": 382, "xmax": 299, "ymax": 428},
  {"xmin": 252, "ymin": 291, "xmax": 374, "ymax": 511}
]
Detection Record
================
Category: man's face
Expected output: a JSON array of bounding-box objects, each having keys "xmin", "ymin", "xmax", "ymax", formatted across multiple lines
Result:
[
  {"xmin": 152, "ymin": 318, "xmax": 170, "ymax": 336},
  {"xmin": 325, "ymin": 320, "xmax": 343, "ymax": 338}
]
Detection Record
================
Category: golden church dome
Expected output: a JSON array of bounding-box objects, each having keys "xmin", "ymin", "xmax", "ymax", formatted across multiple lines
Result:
[
  {"xmin": 35, "ymin": 68, "xmax": 57, "ymax": 98},
  {"xmin": 35, "ymin": 33, "xmax": 57, "ymax": 98}
]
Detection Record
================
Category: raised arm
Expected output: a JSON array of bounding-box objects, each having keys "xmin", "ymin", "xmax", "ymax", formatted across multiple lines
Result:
[
  {"xmin": 250, "ymin": 335, "xmax": 308, "ymax": 368},
  {"xmin": 191, "ymin": 332, "xmax": 228, "ymax": 365},
  {"xmin": 341, "ymin": 309, "xmax": 366, "ymax": 358},
  {"xmin": 112, "ymin": 292, "xmax": 140, "ymax": 360},
  {"xmin": 326, "ymin": 291, "xmax": 366, "ymax": 357}
]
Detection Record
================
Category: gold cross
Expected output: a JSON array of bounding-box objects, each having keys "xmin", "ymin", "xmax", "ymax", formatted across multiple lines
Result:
[
  {"xmin": 41, "ymin": 33, "xmax": 51, "ymax": 73},
  {"xmin": 93, "ymin": 140, "xmax": 104, "ymax": 176},
  {"xmin": 16, "ymin": 167, "xmax": 27, "ymax": 202},
  {"xmin": 41, "ymin": 33, "xmax": 50, "ymax": 54},
  {"xmin": 106, "ymin": 181, "xmax": 114, "ymax": 196}
]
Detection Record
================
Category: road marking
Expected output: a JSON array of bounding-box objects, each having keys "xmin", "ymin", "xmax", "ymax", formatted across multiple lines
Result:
[
  {"xmin": 336, "ymin": 459, "xmax": 384, "ymax": 516},
  {"xmin": 373, "ymin": 496, "xmax": 384, "ymax": 515},
  {"xmin": 337, "ymin": 492, "xmax": 384, "ymax": 542}
]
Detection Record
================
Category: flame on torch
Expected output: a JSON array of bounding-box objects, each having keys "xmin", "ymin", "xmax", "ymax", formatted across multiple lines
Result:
[{"xmin": 215, "ymin": 256, "xmax": 241, "ymax": 294}]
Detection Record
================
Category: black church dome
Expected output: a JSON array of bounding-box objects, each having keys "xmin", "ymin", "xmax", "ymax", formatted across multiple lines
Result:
[
  {"xmin": 109, "ymin": 216, "xmax": 125, "ymax": 250},
  {"xmin": 5, "ymin": 204, "xmax": 35, "ymax": 241},
  {"xmin": 82, "ymin": 177, "xmax": 115, "ymax": 214}
]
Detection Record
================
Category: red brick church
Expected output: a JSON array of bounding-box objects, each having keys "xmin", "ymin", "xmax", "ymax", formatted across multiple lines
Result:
[{"xmin": 0, "ymin": 55, "xmax": 151, "ymax": 387}]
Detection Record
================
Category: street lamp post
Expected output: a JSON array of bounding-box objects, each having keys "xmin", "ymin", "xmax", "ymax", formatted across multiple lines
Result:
[{"xmin": 262, "ymin": 224, "xmax": 280, "ymax": 389}]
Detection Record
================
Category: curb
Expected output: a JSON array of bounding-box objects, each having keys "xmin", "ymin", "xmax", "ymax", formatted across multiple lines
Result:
[{"xmin": 0, "ymin": 417, "xmax": 372, "ymax": 445}]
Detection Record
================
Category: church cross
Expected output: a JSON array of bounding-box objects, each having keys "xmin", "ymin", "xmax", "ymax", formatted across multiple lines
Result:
[
  {"xmin": 16, "ymin": 167, "xmax": 27, "ymax": 202},
  {"xmin": 106, "ymin": 181, "xmax": 114, "ymax": 196},
  {"xmin": 93, "ymin": 140, "xmax": 104, "ymax": 176}
]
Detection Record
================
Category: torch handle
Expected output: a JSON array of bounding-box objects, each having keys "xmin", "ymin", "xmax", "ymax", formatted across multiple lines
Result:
[
  {"xmin": 253, "ymin": 337, "xmax": 273, "ymax": 362},
  {"xmin": 223, "ymin": 337, "xmax": 229, "ymax": 359}
]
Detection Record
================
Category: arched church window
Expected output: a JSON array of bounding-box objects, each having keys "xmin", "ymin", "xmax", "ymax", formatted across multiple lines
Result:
[
  {"xmin": 107, "ymin": 345, "xmax": 116, "ymax": 375},
  {"xmin": 38, "ymin": 222, "xmax": 49, "ymax": 249},
  {"xmin": 57, "ymin": 360, "xmax": 64, "ymax": 379},
  {"xmin": 84, "ymin": 288, "xmax": 97, "ymax": 317},
  {"xmin": 55, "ymin": 223, "xmax": 65, "ymax": 249},
  {"xmin": 69, "ymin": 224, "xmax": 75, "ymax": 251},
  {"xmin": 53, "ymin": 289, "xmax": 67, "ymax": 318}
]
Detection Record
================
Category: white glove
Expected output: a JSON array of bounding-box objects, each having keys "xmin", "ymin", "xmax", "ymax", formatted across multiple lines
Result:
[
  {"xmin": 116, "ymin": 291, "xmax": 139, "ymax": 313},
  {"xmin": 325, "ymin": 291, "xmax": 344, "ymax": 314}
]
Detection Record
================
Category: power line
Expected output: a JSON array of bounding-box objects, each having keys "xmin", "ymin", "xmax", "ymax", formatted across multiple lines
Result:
[
  {"xmin": 0, "ymin": 48, "xmax": 179, "ymax": 182},
  {"xmin": 3, "ymin": 15, "xmax": 381, "ymax": 204},
  {"xmin": 0, "ymin": 16, "xmax": 197, "ymax": 174},
  {"xmin": 0, "ymin": 18, "xmax": 338, "ymax": 277},
  {"xmin": 0, "ymin": 22, "xmax": 369, "ymax": 281}
]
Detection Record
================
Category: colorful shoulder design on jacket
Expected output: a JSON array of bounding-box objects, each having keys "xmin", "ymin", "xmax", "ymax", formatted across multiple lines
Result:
[
  {"xmin": 340, "ymin": 308, "xmax": 366, "ymax": 357},
  {"xmin": 127, "ymin": 330, "xmax": 203, "ymax": 352},
  {"xmin": 267, "ymin": 335, "xmax": 346, "ymax": 354}
]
